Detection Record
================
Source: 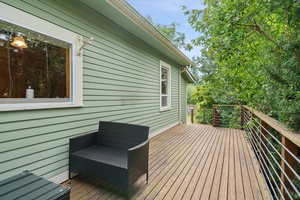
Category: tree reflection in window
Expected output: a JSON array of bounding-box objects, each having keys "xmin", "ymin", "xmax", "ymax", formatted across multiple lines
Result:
[{"xmin": 0, "ymin": 20, "xmax": 71, "ymax": 101}]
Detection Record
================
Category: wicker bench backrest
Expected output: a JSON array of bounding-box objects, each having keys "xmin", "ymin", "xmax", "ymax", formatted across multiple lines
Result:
[{"xmin": 97, "ymin": 121, "xmax": 149, "ymax": 150}]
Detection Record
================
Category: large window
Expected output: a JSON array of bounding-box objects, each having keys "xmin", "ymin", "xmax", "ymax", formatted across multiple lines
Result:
[
  {"xmin": 160, "ymin": 61, "xmax": 171, "ymax": 111},
  {"xmin": 0, "ymin": 20, "xmax": 71, "ymax": 101},
  {"xmin": 0, "ymin": 3, "xmax": 83, "ymax": 111}
]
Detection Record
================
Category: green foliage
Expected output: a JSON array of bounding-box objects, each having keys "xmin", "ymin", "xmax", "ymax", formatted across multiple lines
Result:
[
  {"xmin": 196, "ymin": 108, "xmax": 212, "ymax": 124},
  {"xmin": 187, "ymin": 84, "xmax": 197, "ymax": 105},
  {"xmin": 183, "ymin": 0, "xmax": 300, "ymax": 132},
  {"xmin": 225, "ymin": 106, "xmax": 242, "ymax": 129},
  {"xmin": 192, "ymin": 84, "xmax": 216, "ymax": 108},
  {"xmin": 267, "ymin": 128, "xmax": 282, "ymax": 197},
  {"xmin": 292, "ymin": 174, "xmax": 300, "ymax": 199},
  {"xmin": 145, "ymin": 15, "xmax": 201, "ymax": 81},
  {"xmin": 214, "ymin": 106, "xmax": 242, "ymax": 128},
  {"xmin": 145, "ymin": 15, "xmax": 193, "ymax": 52},
  {"xmin": 291, "ymin": 160, "xmax": 300, "ymax": 199}
]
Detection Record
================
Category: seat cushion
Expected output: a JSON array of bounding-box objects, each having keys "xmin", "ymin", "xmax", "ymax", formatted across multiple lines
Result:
[{"xmin": 71, "ymin": 145, "xmax": 128, "ymax": 169}]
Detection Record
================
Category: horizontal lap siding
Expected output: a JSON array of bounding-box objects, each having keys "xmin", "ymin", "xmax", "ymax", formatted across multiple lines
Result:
[
  {"xmin": 0, "ymin": 0, "xmax": 182, "ymax": 181},
  {"xmin": 181, "ymin": 76, "xmax": 188, "ymax": 124}
]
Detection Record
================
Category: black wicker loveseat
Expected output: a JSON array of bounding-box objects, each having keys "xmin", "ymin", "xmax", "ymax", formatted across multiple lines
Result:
[{"xmin": 69, "ymin": 121, "xmax": 149, "ymax": 198}]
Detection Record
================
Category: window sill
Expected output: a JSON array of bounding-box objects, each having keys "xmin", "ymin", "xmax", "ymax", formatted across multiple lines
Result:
[
  {"xmin": 0, "ymin": 102, "xmax": 84, "ymax": 112},
  {"xmin": 0, "ymin": 98, "xmax": 70, "ymax": 103},
  {"xmin": 160, "ymin": 107, "xmax": 171, "ymax": 112}
]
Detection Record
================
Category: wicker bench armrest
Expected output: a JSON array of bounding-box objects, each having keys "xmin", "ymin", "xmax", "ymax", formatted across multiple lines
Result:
[
  {"xmin": 128, "ymin": 140, "xmax": 149, "ymax": 168},
  {"xmin": 69, "ymin": 131, "xmax": 97, "ymax": 153},
  {"xmin": 128, "ymin": 140, "xmax": 149, "ymax": 152}
]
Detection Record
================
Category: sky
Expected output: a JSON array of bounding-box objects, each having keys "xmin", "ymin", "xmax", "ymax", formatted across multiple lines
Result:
[{"xmin": 126, "ymin": 0, "xmax": 205, "ymax": 60}]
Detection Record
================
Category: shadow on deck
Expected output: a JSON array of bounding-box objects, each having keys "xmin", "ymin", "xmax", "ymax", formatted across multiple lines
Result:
[{"xmin": 64, "ymin": 124, "xmax": 271, "ymax": 200}]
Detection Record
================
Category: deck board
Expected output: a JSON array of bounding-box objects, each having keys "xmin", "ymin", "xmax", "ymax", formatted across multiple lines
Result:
[
  {"xmin": 190, "ymin": 127, "xmax": 221, "ymax": 200},
  {"xmin": 208, "ymin": 128, "xmax": 225, "ymax": 200},
  {"xmin": 63, "ymin": 124, "xmax": 271, "ymax": 200},
  {"xmin": 237, "ymin": 129, "xmax": 253, "ymax": 200},
  {"xmin": 200, "ymin": 128, "xmax": 225, "ymax": 200},
  {"xmin": 234, "ymin": 128, "xmax": 244, "ymax": 200},
  {"xmin": 218, "ymin": 128, "xmax": 230, "ymax": 199},
  {"xmin": 170, "ymin": 125, "xmax": 212, "ymax": 199}
]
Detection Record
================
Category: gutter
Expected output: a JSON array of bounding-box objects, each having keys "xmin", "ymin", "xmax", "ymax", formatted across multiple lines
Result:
[{"xmin": 178, "ymin": 65, "xmax": 190, "ymax": 124}]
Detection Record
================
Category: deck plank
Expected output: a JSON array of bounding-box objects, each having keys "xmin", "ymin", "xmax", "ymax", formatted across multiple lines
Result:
[
  {"xmin": 140, "ymin": 127, "xmax": 199, "ymax": 199},
  {"xmin": 241, "ymin": 132, "xmax": 271, "ymax": 200},
  {"xmin": 208, "ymin": 128, "xmax": 226, "ymax": 199},
  {"xmin": 171, "ymin": 125, "xmax": 216, "ymax": 199},
  {"xmin": 228, "ymin": 130, "xmax": 237, "ymax": 200},
  {"xmin": 162, "ymin": 125, "xmax": 211, "ymax": 199},
  {"xmin": 153, "ymin": 125, "xmax": 211, "ymax": 199},
  {"xmin": 182, "ymin": 126, "xmax": 219, "ymax": 200},
  {"xmin": 191, "ymin": 127, "xmax": 223, "ymax": 200},
  {"xmin": 134, "ymin": 126, "xmax": 200, "ymax": 199},
  {"xmin": 234, "ymin": 129, "xmax": 246, "ymax": 200},
  {"xmin": 63, "ymin": 124, "xmax": 272, "ymax": 200},
  {"xmin": 218, "ymin": 128, "xmax": 231, "ymax": 200},
  {"xmin": 200, "ymin": 128, "xmax": 226, "ymax": 199},
  {"xmin": 237, "ymin": 129, "xmax": 254, "ymax": 200}
]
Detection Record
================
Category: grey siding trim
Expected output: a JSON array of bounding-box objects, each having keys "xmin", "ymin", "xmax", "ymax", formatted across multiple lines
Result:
[{"xmin": 0, "ymin": 0, "xmax": 189, "ymax": 181}]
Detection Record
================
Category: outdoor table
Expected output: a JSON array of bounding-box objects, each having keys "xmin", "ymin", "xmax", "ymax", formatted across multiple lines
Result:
[{"xmin": 0, "ymin": 171, "xmax": 70, "ymax": 200}]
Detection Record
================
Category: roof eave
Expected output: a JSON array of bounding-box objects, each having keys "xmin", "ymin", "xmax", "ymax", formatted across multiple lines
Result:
[
  {"xmin": 184, "ymin": 68, "xmax": 196, "ymax": 83},
  {"xmin": 79, "ymin": 0, "xmax": 195, "ymax": 68}
]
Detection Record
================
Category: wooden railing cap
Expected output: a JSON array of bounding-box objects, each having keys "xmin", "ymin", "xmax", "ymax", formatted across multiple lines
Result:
[{"xmin": 243, "ymin": 105, "xmax": 300, "ymax": 147}]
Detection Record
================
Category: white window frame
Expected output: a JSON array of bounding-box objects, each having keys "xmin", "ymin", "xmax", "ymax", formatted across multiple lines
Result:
[
  {"xmin": 160, "ymin": 61, "xmax": 171, "ymax": 111},
  {"xmin": 0, "ymin": 3, "xmax": 83, "ymax": 111}
]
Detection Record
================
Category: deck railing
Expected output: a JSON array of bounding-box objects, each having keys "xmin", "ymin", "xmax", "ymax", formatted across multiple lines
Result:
[
  {"xmin": 212, "ymin": 105, "xmax": 300, "ymax": 200},
  {"xmin": 212, "ymin": 104, "xmax": 242, "ymax": 128}
]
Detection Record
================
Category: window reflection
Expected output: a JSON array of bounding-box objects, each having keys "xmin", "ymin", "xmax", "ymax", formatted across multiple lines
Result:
[{"xmin": 0, "ymin": 20, "xmax": 71, "ymax": 101}]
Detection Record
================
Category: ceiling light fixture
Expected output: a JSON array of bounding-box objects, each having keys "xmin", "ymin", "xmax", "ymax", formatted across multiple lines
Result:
[{"xmin": 11, "ymin": 36, "xmax": 28, "ymax": 48}]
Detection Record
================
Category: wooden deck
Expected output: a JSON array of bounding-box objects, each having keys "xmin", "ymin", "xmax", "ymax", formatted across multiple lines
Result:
[{"xmin": 63, "ymin": 124, "xmax": 271, "ymax": 200}]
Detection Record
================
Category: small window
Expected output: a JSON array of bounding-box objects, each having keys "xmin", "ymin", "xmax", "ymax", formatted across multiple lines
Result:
[
  {"xmin": 160, "ymin": 61, "xmax": 171, "ymax": 111},
  {"xmin": 0, "ymin": 3, "xmax": 83, "ymax": 111}
]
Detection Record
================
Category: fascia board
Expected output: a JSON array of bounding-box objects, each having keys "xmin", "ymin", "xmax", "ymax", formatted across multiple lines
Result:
[{"xmin": 79, "ymin": 0, "xmax": 195, "ymax": 67}]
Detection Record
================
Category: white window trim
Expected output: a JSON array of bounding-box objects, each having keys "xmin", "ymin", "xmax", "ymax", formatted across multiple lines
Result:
[
  {"xmin": 160, "ymin": 61, "xmax": 171, "ymax": 111},
  {"xmin": 0, "ymin": 3, "xmax": 83, "ymax": 111}
]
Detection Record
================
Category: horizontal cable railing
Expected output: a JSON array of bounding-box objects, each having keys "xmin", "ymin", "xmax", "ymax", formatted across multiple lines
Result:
[
  {"xmin": 242, "ymin": 106, "xmax": 300, "ymax": 200},
  {"xmin": 210, "ymin": 105, "xmax": 300, "ymax": 199},
  {"xmin": 212, "ymin": 104, "xmax": 242, "ymax": 128}
]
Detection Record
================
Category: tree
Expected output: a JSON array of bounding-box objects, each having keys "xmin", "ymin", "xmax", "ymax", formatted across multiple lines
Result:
[
  {"xmin": 187, "ymin": 84, "xmax": 197, "ymax": 105},
  {"xmin": 145, "ymin": 15, "xmax": 201, "ymax": 81},
  {"xmin": 145, "ymin": 15, "xmax": 193, "ymax": 52},
  {"xmin": 183, "ymin": 0, "xmax": 300, "ymax": 132}
]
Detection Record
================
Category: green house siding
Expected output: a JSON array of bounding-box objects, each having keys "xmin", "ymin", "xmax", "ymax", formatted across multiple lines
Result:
[
  {"xmin": 0, "ymin": 0, "xmax": 190, "ymax": 181},
  {"xmin": 181, "ymin": 76, "xmax": 188, "ymax": 124}
]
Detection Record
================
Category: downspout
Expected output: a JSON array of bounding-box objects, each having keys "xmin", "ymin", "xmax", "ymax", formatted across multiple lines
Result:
[{"xmin": 178, "ymin": 64, "xmax": 191, "ymax": 124}]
